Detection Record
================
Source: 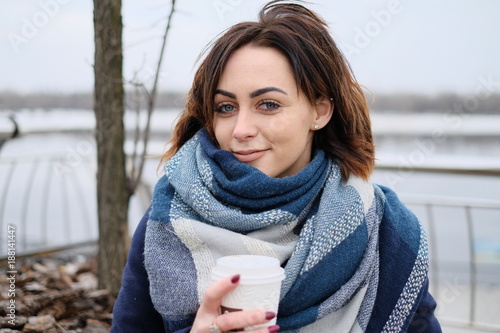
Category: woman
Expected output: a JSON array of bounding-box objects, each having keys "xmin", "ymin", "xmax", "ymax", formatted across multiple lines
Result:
[{"xmin": 111, "ymin": 1, "xmax": 441, "ymax": 332}]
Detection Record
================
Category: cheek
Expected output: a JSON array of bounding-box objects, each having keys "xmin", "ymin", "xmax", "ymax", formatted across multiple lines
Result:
[
  {"xmin": 267, "ymin": 116, "xmax": 288, "ymax": 134},
  {"xmin": 273, "ymin": 128, "xmax": 310, "ymax": 153},
  {"xmin": 213, "ymin": 120, "xmax": 231, "ymax": 148},
  {"xmin": 268, "ymin": 112, "xmax": 311, "ymax": 141}
]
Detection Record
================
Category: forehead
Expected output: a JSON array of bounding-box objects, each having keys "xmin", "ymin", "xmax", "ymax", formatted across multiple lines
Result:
[{"xmin": 217, "ymin": 45, "xmax": 295, "ymax": 89}]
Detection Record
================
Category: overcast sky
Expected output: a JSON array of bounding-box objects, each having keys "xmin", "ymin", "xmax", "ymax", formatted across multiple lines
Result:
[{"xmin": 2, "ymin": 0, "xmax": 500, "ymax": 95}]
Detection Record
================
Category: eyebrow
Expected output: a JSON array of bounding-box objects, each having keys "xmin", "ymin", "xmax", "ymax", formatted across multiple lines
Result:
[
  {"xmin": 250, "ymin": 87, "xmax": 288, "ymax": 98},
  {"xmin": 215, "ymin": 87, "xmax": 288, "ymax": 99},
  {"xmin": 215, "ymin": 89, "xmax": 236, "ymax": 99}
]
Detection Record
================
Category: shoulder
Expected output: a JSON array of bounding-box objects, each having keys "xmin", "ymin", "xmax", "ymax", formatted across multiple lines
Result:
[
  {"xmin": 149, "ymin": 174, "xmax": 176, "ymax": 223},
  {"xmin": 375, "ymin": 184, "xmax": 409, "ymax": 213},
  {"xmin": 375, "ymin": 184, "xmax": 422, "ymax": 244}
]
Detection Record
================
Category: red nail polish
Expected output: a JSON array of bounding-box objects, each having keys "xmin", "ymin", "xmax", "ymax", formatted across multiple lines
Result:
[
  {"xmin": 231, "ymin": 274, "xmax": 240, "ymax": 283},
  {"xmin": 265, "ymin": 312, "xmax": 276, "ymax": 320},
  {"xmin": 268, "ymin": 325, "xmax": 280, "ymax": 333}
]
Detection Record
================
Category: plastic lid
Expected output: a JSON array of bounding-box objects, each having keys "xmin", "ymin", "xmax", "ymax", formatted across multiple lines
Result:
[{"xmin": 211, "ymin": 255, "xmax": 285, "ymax": 284}]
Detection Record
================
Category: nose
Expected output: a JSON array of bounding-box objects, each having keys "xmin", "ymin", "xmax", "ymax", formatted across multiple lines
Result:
[{"xmin": 232, "ymin": 109, "xmax": 258, "ymax": 142}]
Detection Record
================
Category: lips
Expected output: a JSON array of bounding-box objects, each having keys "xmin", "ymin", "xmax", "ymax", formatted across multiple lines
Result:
[{"xmin": 232, "ymin": 149, "xmax": 268, "ymax": 162}]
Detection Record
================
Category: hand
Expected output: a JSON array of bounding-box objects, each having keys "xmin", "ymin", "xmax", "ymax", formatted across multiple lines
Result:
[{"xmin": 190, "ymin": 274, "xmax": 280, "ymax": 333}]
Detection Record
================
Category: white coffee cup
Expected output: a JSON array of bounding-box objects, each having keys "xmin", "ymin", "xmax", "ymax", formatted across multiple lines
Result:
[{"xmin": 211, "ymin": 255, "xmax": 285, "ymax": 328}]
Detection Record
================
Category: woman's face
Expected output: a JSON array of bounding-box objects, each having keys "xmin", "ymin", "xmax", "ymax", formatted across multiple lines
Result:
[{"xmin": 213, "ymin": 45, "xmax": 326, "ymax": 178}]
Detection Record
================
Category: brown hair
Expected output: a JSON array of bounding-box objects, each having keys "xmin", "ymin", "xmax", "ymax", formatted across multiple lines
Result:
[{"xmin": 162, "ymin": 0, "xmax": 374, "ymax": 180}]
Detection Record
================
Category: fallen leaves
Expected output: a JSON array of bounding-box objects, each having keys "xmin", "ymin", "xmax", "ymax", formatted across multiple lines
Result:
[{"xmin": 1, "ymin": 255, "xmax": 114, "ymax": 332}]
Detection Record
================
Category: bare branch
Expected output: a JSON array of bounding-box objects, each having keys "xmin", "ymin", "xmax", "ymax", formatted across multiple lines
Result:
[{"xmin": 128, "ymin": 0, "xmax": 177, "ymax": 194}]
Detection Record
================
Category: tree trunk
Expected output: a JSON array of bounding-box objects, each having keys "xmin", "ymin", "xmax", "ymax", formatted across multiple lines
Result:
[{"xmin": 93, "ymin": 0, "xmax": 129, "ymax": 297}]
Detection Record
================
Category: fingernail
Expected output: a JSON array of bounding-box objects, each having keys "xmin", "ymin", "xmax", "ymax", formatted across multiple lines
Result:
[
  {"xmin": 268, "ymin": 325, "xmax": 280, "ymax": 333},
  {"xmin": 231, "ymin": 274, "xmax": 240, "ymax": 283},
  {"xmin": 265, "ymin": 311, "xmax": 276, "ymax": 320}
]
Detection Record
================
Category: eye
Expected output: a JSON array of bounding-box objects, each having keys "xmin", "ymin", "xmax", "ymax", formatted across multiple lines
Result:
[
  {"xmin": 259, "ymin": 100, "xmax": 280, "ymax": 111},
  {"xmin": 215, "ymin": 103, "xmax": 237, "ymax": 113}
]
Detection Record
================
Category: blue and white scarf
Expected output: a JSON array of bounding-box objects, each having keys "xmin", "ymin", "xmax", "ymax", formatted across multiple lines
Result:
[{"xmin": 144, "ymin": 129, "xmax": 429, "ymax": 332}]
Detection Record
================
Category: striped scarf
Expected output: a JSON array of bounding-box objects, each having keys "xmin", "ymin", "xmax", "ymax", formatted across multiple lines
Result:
[{"xmin": 144, "ymin": 129, "xmax": 429, "ymax": 332}]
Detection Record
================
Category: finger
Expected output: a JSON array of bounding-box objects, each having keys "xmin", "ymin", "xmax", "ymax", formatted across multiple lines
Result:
[
  {"xmin": 216, "ymin": 310, "xmax": 277, "ymax": 332},
  {"xmin": 200, "ymin": 274, "xmax": 241, "ymax": 313}
]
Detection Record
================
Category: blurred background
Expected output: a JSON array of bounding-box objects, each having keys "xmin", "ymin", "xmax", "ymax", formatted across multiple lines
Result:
[{"xmin": 1, "ymin": 1, "xmax": 499, "ymax": 332}]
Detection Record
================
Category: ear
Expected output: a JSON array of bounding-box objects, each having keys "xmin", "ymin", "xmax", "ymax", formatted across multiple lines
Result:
[{"xmin": 311, "ymin": 97, "xmax": 333, "ymax": 130}]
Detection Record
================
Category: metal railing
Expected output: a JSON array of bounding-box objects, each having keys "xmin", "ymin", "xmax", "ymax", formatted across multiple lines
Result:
[
  {"xmin": 395, "ymin": 192, "xmax": 500, "ymax": 332},
  {"xmin": 0, "ymin": 151, "xmax": 155, "ymax": 258},
  {"xmin": 0, "ymin": 113, "xmax": 154, "ymax": 257},
  {"xmin": 0, "ymin": 153, "xmax": 98, "ymax": 253}
]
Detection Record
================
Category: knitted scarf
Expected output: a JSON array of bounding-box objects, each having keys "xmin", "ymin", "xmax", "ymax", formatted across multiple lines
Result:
[{"xmin": 144, "ymin": 129, "xmax": 429, "ymax": 333}]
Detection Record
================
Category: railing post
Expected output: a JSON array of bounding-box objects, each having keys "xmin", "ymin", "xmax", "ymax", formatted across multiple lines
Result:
[
  {"xmin": 465, "ymin": 205, "xmax": 477, "ymax": 325},
  {"xmin": 20, "ymin": 159, "xmax": 40, "ymax": 251},
  {"xmin": 41, "ymin": 159, "xmax": 54, "ymax": 248},
  {"xmin": 425, "ymin": 203, "xmax": 440, "ymax": 301}
]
